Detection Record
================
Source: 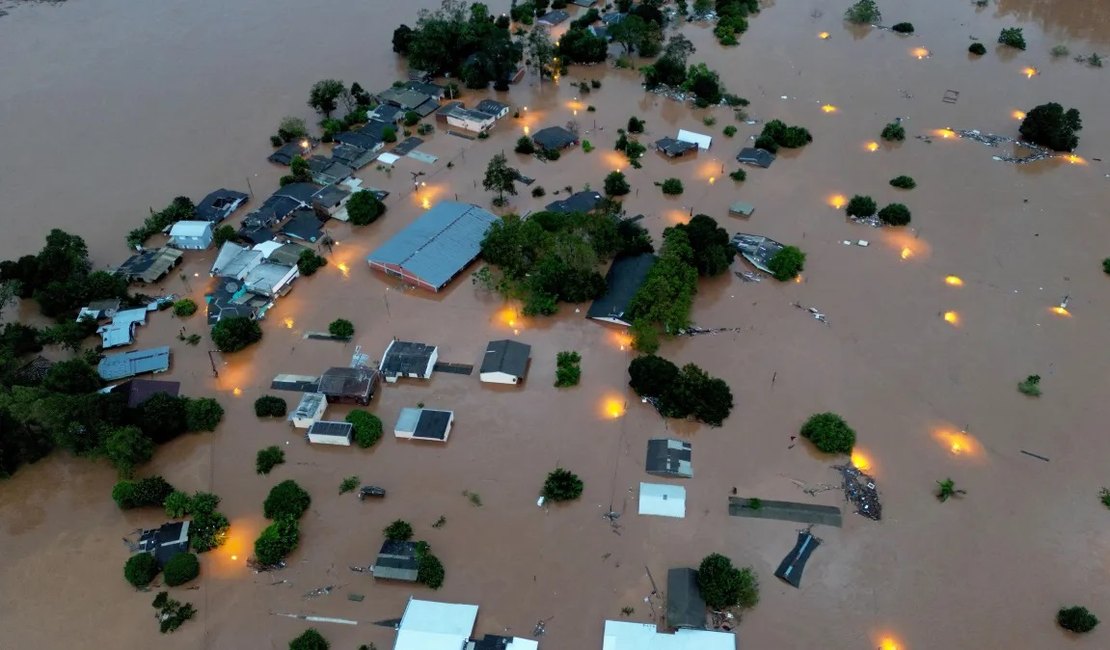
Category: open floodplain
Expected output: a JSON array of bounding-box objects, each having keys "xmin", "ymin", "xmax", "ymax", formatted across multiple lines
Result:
[{"xmin": 1, "ymin": 0, "xmax": 1109, "ymax": 648}]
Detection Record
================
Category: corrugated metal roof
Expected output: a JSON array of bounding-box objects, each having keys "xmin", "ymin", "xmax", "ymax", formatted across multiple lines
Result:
[
  {"xmin": 98, "ymin": 346, "xmax": 171, "ymax": 380},
  {"xmin": 367, "ymin": 202, "xmax": 497, "ymax": 289},
  {"xmin": 638, "ymin": 482, "xmax": 686, "ymax": 518},
  {"xmin": 602, "ymin": 621, "xmax": 735, "ymax": 650},
  {"xmin": 169, "ymin": 220, "xmax": 212, "ymax": 237},
  {"xmin": 676, "ymin": 129, "xmax": 712, "ymax": 151},
  {"xmin": 396, "ymin": 599, "xmax": 479, "ymax": 650}
]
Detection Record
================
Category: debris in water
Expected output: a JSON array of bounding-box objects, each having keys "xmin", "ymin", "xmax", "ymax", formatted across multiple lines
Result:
[{"xmin": 834, "ymin": 463, "xmax": 882, "ymax": 520}]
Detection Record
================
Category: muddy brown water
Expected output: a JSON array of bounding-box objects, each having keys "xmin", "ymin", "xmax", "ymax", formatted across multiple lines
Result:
[{"xmin": 2, "ymin": 1, "xmax": 1110, "ymax": 648}]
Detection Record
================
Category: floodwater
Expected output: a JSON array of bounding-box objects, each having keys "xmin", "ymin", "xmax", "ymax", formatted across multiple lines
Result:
[{"xmin": 2, "ymin": 0, "xmax": 1110, "ymax": 648}]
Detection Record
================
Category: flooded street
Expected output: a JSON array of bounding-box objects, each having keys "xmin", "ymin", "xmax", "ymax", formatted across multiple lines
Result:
[{"xmin": 2, "ymin": 0, "xmax": 1110, "ymax": 648}]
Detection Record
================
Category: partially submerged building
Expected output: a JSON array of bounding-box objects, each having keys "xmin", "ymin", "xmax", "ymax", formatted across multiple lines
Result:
[
  {"xmin": 532, "ymin": 126, "xmax": 578, "ymax": 151},
  {"xmin": 638, "ymin": 482, "xmax": 686, "ymax": 519},
  {"xmin": 281, "ymin": 208, "xmax": 324, "ymax": 243},
  {"xmin": 317, "ymin": 366, "xmax": 379, "ymax": 405},
  {"xmin": 373, "ymin": 540, "xmax": 419, "ymax": 582},
  {"xmin": 268, "ymin": 139, "xmax": 315, "ymax": 165},
  {"xmin": 98, "ymin": 346, "xmax": 171, "ymax": 381},
  {"xmin": 96, "ymin": 307, "xmax": 148, "ymax": 349},
  {"xmin": 676, "ymin": 129, "xmax": 712, "ymax": 151},
  {"xmin": 366, "ymin": 201, "xmax": 497, "ymax": 292},
  {"xmin": 195, "ymin": 189, "xmax": 249, "ymax": 223},
  {"xmin": 666, "ymin": 568, "xmax": 707, "ymax": 630},
  {"xmin": 601, "ymin": 620, "xmax": 734, "ymax": 650},
  {"xmin": 654, "ymin": 137, "xmax": 698, "ymax": 158},
  {"xmin": 393, "ymin": 598, "xmax": 538, "ymax": 650},
  {"xmin": 381, "ymin": 340, "xmax": 438, "ymax": 382},
  {"xmin": 537, "ymin": 9, "xmax": 569, "ymax": 26},
  {"xmin": 587, "ymin": 254, "xmax": 657, "ymax": 327},
  {"xmin": 377, "ymin": 86, "xmax": 439, "ymax": 117},
  {"xmin": 289, "ymin": 392, "xmax": 328, "ymax": 429},
  {"xmin": 736, "ymin": 147, "xmax": 776, "ymax": 168},
  {"xmin": 730, "ymin": 233, "xmax": 784, "ymax": 274},
  {"xmin": 135, "ymin": 521, "xmax": 190, "ymax": 568},
  {"xmin": 774, "ymin": 530, "xmax": 821, "ymax": 588},
  {"xmin": 446, "ymin": 108, "xmax": 497, "ymax": 133},
  {"xmin": 77, "ymin": 298, "xmax": 122, "ymax": 321},
  {"xmin": 479, "ymin": 339, "xmax": 531, "ymax": 384},
  {"xmin": 544, "ymin": 190, "xmax": 602, "ymax": 214},
  {"xmin": 475, "ymin": 99, "xmax": 510, "ymax": 119},
  {"xmin": 205, "ymin": 277, "xmax": 277, "ymax": 325},
  {"xmin": 115, "ymin": 247, "xmax": 184, "ymax": 284},
  {"xmin": 306, "ymin": 420, "xmax": 353, "ymax": 446},
  {"xmin": 645, "ymin": 439, "xmax": 693, "ymax": 479},
  {"xmin": 394, "ymin": 407, "xmax": 454, "ymax": 442},
  {"xmin": 109, "ymin": 379, "xmax": 181, "ymax": 408}
]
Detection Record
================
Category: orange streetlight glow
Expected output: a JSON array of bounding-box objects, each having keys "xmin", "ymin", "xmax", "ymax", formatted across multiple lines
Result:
[
  {"xmin": 602, "ymin": 397, "xmax": 625, "ymax": 419},
  {"xmin": 1012, "ymin": 110, "xmax": 1026, "ymax": 120},
  {"xmin": 1050, "ymin": 306, "xmax": 1071, "ymax": 317},
  {"xmin": 818, "ymin": 31, "xmax": 830, "ymax": 39},
  {"xmin": 900, "ymin": 247, "xmax": 913, "ymax": 260},
  {"xmin": 612, "ymin": 331, "xmax": 633, "ymax": 351},
  {"xmin": 828, "ymin": 194, "xmax": 847, "ymax": 209},
  {"xmin": 1023, "ymin": 66, "xmax": 1038, "ymax": 78},
  {"xmin": 821, "ymin": 104, "xmax": 838, "ymax": 113},
  {"xmin": 934, "ymin": 128, "xmax": 956, "ymax": 139},
  {"xmin": 794, "ymin": 273, "xmax": 804, "ymax": 284},
  {"xmin": 879, "ymin": 638, "xmax": 900, "ymax": 650},
  {"xmin": 337, "ymin": 262, "xmax": 350, "ymax": 278},
  {"xmin": 933, "ymin": 428, "xmax": 981, "ymax": 458},
  {"xmin": 945, "ymin": 275, "xmax": 964, "ymax": 286},
  {"xmin": 850, "ymin": 449, "xmax": 873, "ymax": 472},
  {"xmin": 912, "ymin": 47, "xmax": 930, "ymax": 59},
  {"xmin": 232, "ymin": 387, "xmax": 243, "ymax": 396},
  {"xmin": 866, "ymin": 141, "xmax": 880, "ymax": 152},
  {"xmin": 283, "ymin": 318, "xmax": 294, "ymax": 329},
  {"xmin": 1064, "ymin": 154, "xmax": 1085, "ymax": 165},
  {"xmin": 943, "ymin": 311, "xmax": 959, "ymax": 325}
]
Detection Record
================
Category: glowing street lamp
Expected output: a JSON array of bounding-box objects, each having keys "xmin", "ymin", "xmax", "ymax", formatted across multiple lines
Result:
[
  {"xmin": 1022, "ymin": 66, "xmax": 1038, "ymax": 78},
  {"xmin": 944, "ymin": 275, "xmax": 964, "ymax": 286},
  {"xmin": 821, "ymin": 104, "xmax": 838, "ymax": 113},
  {"xmin": 866, "ymin": 141, "xmax": 880, "ymax": 152},
  {"xmin": 943, "ymin": 311, "xmax": 959, "ymax": 325},
  {"xmin": 818, "ymin": 31, "xmax": 830, "ymax": 39}
]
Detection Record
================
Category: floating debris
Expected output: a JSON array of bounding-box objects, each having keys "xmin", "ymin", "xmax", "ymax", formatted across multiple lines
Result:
[
  {"xmin": 834, "ymin": 463, "xmax": 882, "ymax": 521},
  {"xmin": 304, "ymin": 585, "xmax": 335, "ymax": 599},
  {"xmin": 952, "ymin": 129, "xmax": 1057, "ymax": 164},
  {"xmin": 677, "ymin": 325, "xmax": 745, "ymax": 336},
  {"xmin": 791, "ymin": 302, "xmax": 829, "ymax": 325},
  {"xmin": 735, "ymin": 270, "xmax": 764, "ymax": 282}
]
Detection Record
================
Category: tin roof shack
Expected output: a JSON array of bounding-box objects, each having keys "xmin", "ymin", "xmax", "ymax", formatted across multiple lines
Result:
[
  {"xmin": 654, "ymin": 137, "xmax": 698, "ymax": 158},
  {"xmin": 638, "ymin": 482, "xmax": 686, "ymax": 519},
  {"xmin": 601, "ymin": 620, "xmax": 735, "ymax": 650},
  {"xmin": 196, "ymin": 189, "xmax": 249, "ymax": 223},
  {"xmin": 646, "ymin": 439, "xmax": 693, "ymax": 478},
  {"xmin": 728, "ymin": 201, "xmax": 755, "ymax": 218},
  {"xmin": 318, "ymin": 366, "xmax": 379, "ymax": 405},
  {"xmin": 395, "ymin": 598, "xmax": 479, "ymax": 650},
  {"xmin": 289, "ymin": 392, "xmax": 327, "ymax": 429},
  {"xmin": 115, "ymin": 247, "xmax": 184, "ymax": 284},
  {"xmin": 380, "ymin": 340, "xmax": 438, "ymax": 382},
  {"xmin": 98, "ymin": 346, "xmax": 171, "ymax": 381},
  {"xmin": 532, "ymin": 126, "xmax": 578, "ymax": 151},
  {"xmin": 136, "ymin": 521, "xmax": 190, "ymax": 568},
  {"xmin": 479, "ymin": 339, "xmax": 531, "ymax": 385},
  {"xmin": 545, "ymin": 190, "xmax": 603, "ymax": 214},
  {"xmin": 96, "ymin": 308, "xmax": 148, "ymax": 349},
  {"xmin": 587, "ymin": 253, "xmax": 657, "ymax": 326},
  {"xmin": 736, "ymin": 147, "xmax": 776, "ymax": 168},
  {"xmin": 666, "ymin": 568, "xmax": 707, "ymax": 630},
  {"xmin": 475, "ymin": 99, "xmax": 510, "ymax": 119},
  {"xmin": 372, "ymin": 539, "xmax": 419, "ymax": 582},
  {"xmin": 394, "ymin": 407, "xmax": 455, "ymax": 442},
  {"xmin": 730, "ymin": 233, "xmax": 784, "ymax": 274},
  {"xmin": 307, "ymin": 420, "xmax": 353, "ymax": 446},
  {"xmin": 366, "ymin": 201, "xmax": 498, "ymax": 292}
]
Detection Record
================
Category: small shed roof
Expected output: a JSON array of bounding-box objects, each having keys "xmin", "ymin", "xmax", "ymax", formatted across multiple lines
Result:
[
  {"xmin": 318, "ymin": 366, "xmax": 378, "ymax": 399},
  {"xmin": 307, "ymin": 420, "xmax": 353, "ymax": 439},
  {"xmin": 480, "ymin": 339, "xmax": 531, "ymax": 378},
  {"xmin": 532, "ymin": 126, "xmax": 578, "ymax": 150},
  {"xmin": 646, "ymin": 439, "xmax": 693, "ymax": 478},
  {"xmin": 290, "ymin": 392, "xmax": 327, "ymax": 421},
  {"xmin": 587, "ymin": 254, "xmax": 657, "ymax": 326},
  {"xmin": 116, "ymin": 247, "xmax": 183, "ymax": 283},
  {"xmin": 677, "ymin": 129, "xmax": 713, "ymax": 151},
  {"xmin": 373, "ymin": 539, "xmax": 419, "ymax": 582},
  {"xmin": 136, "ymin": 521, "xmax": 191, "ymax": 568},
  {"xmin": 638, "ymin": 482, "xmax": 686, "ymax": 518},
  {"xmin": 728, "ymin": 201, "xmax": 755, "ymax": 216},
  {"xmin": 396, "ymin": 598, "xmax": 479, "ymax": 650},
  {"xmin": 545, "ymin": 190, "xmax": 602, "ymax": 214},
  {"xmin": 666, "ymin": 568, "xmax": 707, "ymax": 629},
  {"xmin": 98, "ymin": 346, "xmax": 171, "ymax": 381},
  {"xmin": 737, "ymin": 147, "xmax": 776, "ymax": 168},
  {"xmin": 381, "ymin": 340, "xmax": 437, "ymax": 377}
]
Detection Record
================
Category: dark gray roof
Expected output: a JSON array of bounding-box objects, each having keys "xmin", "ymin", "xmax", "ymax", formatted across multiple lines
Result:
[
  {"xmin": 115, "ymin": 247, "xmax": 183, "ymax": 284},
  {"xmin": 533, "ymin": 126, "xmax": 578, "ymax": 150},
  {"xmin": 370, "ymin": 104, "xmax": 403, "ymax": 123},
  {"xmin": 382, "ymin": 341, "xmax": 436, "ymax": 377},
  {"xmin": 601, "ymin": 12, "xmax": 626, "ymax": 25},
  {"xmin": 480, "ymin": 339, "xmax": 531, "ymax": 378},
  {"xmin": 775, "ymin": 531, "xmax": 821, "ymax": 588},
  {"xmin": 373, "ymin": 540, "xmax": 419, "ymax": 581},
  {"xmin": 116, "ymin": 379, "xmax": 181, "ymax": 408},
  {"xmin": 98, "ymin": 346, "xmax": 171, "ymax": 381},
  {"xmin": 666, "ymin": 568, "xmax": 707, "ymax": 629},
  {"xmin": 318, "ymin": 366, "xmax": 378, "ymax": 399},
  {"xmin": 475, "ymin": 99, "xmax": 509, "ymax": 115},
  {"xmin": 655, "ymin": 137, "xmax": 698, "ymax": 157},
  {"xmin": 266, "ymin": 242, "xmax": 310, "ymax": 267},
  {"xmin": 366, "ymin": 201, "xmax": 498, "ymax": 290},
  {"xmin": 737, "ymin": 147, "xmax": 776, "ymax": 168},
  {"xmin": 334, "ymin": 131, "xmax": 382, "ymax": 151},
  {"xmin": 308, "ymin": 420, "xmax": 353, "ymax": 439},
  {"xmin": 205, "ymin": 278, "xmax": 271, "ymax": 325},
  {"xmin": 281, "ymin": 208, "xmax": 324, "ymax": 242},
  {"xmin": 312, "ymin": 184, "xmax": 350, "ymax": 208},
  {"xmin": 196, "ymin": 189, "xmax": 249, "ymax": 223},
  {"xmin": 268, "ymin": 141, "xmax": 313, "ymax": 165},
  {"xmin": 471, "ymin": 635, "xmax": 516, "ymax": 650},
  {"xmin": 414, "ymin": 409, "xmax": 452, "ymax": 440},
  {"xmin": 237, "ymin": 225, "xmax": 274, "ymax": 245},
  {"xmin": 358, "ymin": 119, "xmax": 393, "ymax": 141},
  {"xmin": 586, "ymin": 253, "xmax": 657, "ymax": 325},
  {"xmin": 308, "ymin": 156, "xmax": 355, "ymax": 186},
  {"xmin": 275, "ymin": 182, "xmax": 322, "ymax": 205},
  {"xmin": 545, "ymin": 190, "xmax": 602, "ymax": 214},
  {"xmin": 137, "ymin": 521, "xmax": 190, "ymax": 568},
  {"xmin": 646, "ymin": 439, "xmax": 693, "ymax": 478},
  {"xmin": 731, "ymin": 233, "xmax": 784, "ymax": 274},
  {"xmin": 538, "ymin": 9, "xmax": 569, "ymax": 24}
]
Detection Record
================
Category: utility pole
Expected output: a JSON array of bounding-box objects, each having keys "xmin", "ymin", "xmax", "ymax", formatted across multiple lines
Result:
[{"xmin": 207, "ymin": 350, "xmax": 219, "ymax": 378}]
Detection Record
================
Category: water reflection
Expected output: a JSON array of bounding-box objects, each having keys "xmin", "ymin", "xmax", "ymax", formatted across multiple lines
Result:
[{"xmin": 996, "ymin": 0, "xmax": 1110, "ymax": 45}]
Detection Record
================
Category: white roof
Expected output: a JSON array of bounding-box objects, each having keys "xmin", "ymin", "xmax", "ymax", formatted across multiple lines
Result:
[
  {"xmin": 602, "ymin": 621, "xmax": 735, "ymax": 650},
  {"xmin": 252, "ymin": 240, "xmax": 283, "ymax": 259},
  {"xmin": 507, "ymin": 638, "xmax": 539, "ymax": 650},
  {"xmin": 378, "ymin": 152, "xmax": 402, "ymax": 165},
  {"xmin": 169, "ymin": 220, "xmax": 212, "ymax": 237},
  {"xmin": 638, "ymin": 482, "xmax": 686, "ymax": 518},
  {"xmin": 211, "ymin": 242, "xmax": 262, "ymax": 278},
  {"xmin": 676, "ymin": 129, "xmax": 712, "ymax": 151},
  {"xmin": 395, "ymin": 598, "xmax": 478, "ymax": 650}
]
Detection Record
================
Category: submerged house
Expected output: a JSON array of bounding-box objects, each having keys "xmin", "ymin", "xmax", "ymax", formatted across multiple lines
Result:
[
  {"xmin": 306, "ymin": 420, "xmax": 353, "ymax": 446},
  {"xmin": 394, "ymin": 599, "xmax": 478, "ymax": 650},
  {"xmin": 479, "ymin": 339, "xmax": 531, "ymax": 385},
  {"xmin": 96, "ymin": 307, "xmax": 148, "ymax": 349},
  {"xmin": 98, "ymin": 346, "xmax": 171, "ymax": 381},
  {"xmin": 205, "ymin": 277, "xmax": 274, "ymax": 325},
  {"xmin": 587, "ymin": 253, "xmax": 657, "ymax": 327},
  {"xmin": 317, "ymin": 366, "xmax": 379, "ymax": 405},
  {"xmin": 676, "ymin": 129, "xmax": 712, "ymax": 151},
  {"xmin": 106, "ymin": 378, "xmax": 181, "ymax": 408},
  {"xmin": 377, "ymin": 86, "xmax": 439, "ymax": 117},
  {"xmin": 666, "ymin": 568, "xmax": 708, "ymax": 630},
  {"xmin": 475, "ymin": 99, "xmax": 510, "ymax": 119},
  {"xmin": 289, "ymin": 392, "xmax": 327, "ymax": 429},
  {"xmin": 115, "ymin": 247, "xmax": 183, "ymax": 284},
  {"xmin": 268, "ymin": 139, "xmax": 315, "ymax": 165},
  {"xmin": 532, "ymin": 126, "xmax": 578, "ymax": 151},
  {"xmin": 380, "ymin": 340, "xmax": 438, "ymax": 382},
  {"xmin": 638, "ymin": 482, "xmax": 686, "ymax": 519},
  {"xmin": 645, "ymin": 439, "xmax": 693, "ymax": 479},
  {"xmin": 601, "ymin": 620, "xmax": 734, "ymax": 650},
  {"xmin": 446, "ymin": 107, "xmax": 497, "ymax": 133},
  {"xmin": 372, "ymin": 540, "xmax": 419, "ymax": 582},
  {"xmin": 196, "ymin": 189, "xmax": 249, "ymax": 223},
  {"xmin": 135, "ymin": 521, "xmax": 190, "ymax": 568},
  {"xmin": 394, "ymin": 407, "xmax": 455, "ymax": 442},
  {"xmin": 730, "ymin": 233, "xmax": 784, "ymax": 274},
  {"xmin": 544, "ymin": 190, "xmax": 603, "ymax": 214},
  {"xmin": 281, "ymin": 208, "xmax": 324, "ymax": 243},
  {"xmin": 736, "ymin": 147, "xmax": 776, "ymax": 168},
  {"xmin": 654, "ymin": 137, "xmax": 698, "ymax": 158}
]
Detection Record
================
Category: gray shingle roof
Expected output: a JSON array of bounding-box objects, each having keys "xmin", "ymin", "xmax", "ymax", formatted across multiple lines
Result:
[
  {"xmin": 666, "ymin": 568, "xmax": 707, "ymax": 629},
  {"xmin": 381, "ymin": 341, "xmax": 436, "ymax": 377},
  {"xmin": 480, "ymin": 339, "xmax": 531, "ymax": 378},
  {"xmin": 645, "ymin": 438, "xmax": 693, "ymax": 478},
  {"xmin": 366, "ymin": 201, "xmax": 498, "ymax": 290},
  {"xmin": 586, "ymin": 253, "xmax": 657, "ymax": 325}
]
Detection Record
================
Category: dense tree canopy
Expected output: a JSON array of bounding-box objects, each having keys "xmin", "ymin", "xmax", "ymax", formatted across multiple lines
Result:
[
  {"xmin": 800, "ymin": 412, "xmax": 856, "ymax": 454},
  {"xmin": 346, "ymin": 190, "xmax": 386, "ymax": 226},
  {"xmin": 263, "ymin": 480, "xmax": 312, "ymax": 520},
  {"xmin": 124, "ymin": 552, "xmax": 160, "ymax": 588},
  {"xmin": 697, "ymin": 553, "xmax": 760, "ymax": 609},
  {"xmin": 1019, "ymin": 103, "xmax": 1082, "ymax": 152},
  {"xmin": 211, "ymin": 316, "xmax": 262, "ymax": 352},
  {"xmin": 628, "ymin": 228, "xmax": 697, "ymax": 334},
  {"xmin": 557, "ymin": 26, "xmax": 608, "ymax": 64},
  {"xmin": 669, "ymin": 215, "xmax": 734, "ymax": 276},
  {"xmin": 627, "ymin": 355, "xmax": 734, "ymax": 426},
  {"xmin": 254, "ymin": 515, "xmax": 300, "ymax": 566},
  {"xmin": 395, "ymin": 1, "xmax": 521, "ymax": 84},
  {"xmin": 289, "ymin": 629, "xmax": 330, "ymax": 650},
  {"xmin": 542, "ymin": 468, "xmax": 584, "ymax": 501},
  {"xmin": 767, "ymin": 245, "xmax": 806, "ymax": 281}
]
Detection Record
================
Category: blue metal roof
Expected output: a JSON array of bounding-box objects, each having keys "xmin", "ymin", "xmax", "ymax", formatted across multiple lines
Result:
[
  {"xmin": 97, "ymin": 346, "xmax": 171, "ymax": 381},
  {"xmin": 367, "ymin": 202, "xmax": 498, "ymax": 289}
]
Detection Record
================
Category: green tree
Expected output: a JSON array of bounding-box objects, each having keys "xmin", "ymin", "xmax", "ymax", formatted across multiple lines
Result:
[
  {"xmin": 278, "ymin": 117, "xmax": 308, "ymax": 142},
  {"xmin": 800, "ymin": 412, "xmax": 856, "ymax": 454},
  {"xmin": 627, "ymin": 116, "xmax": 645, "ymax": 133},
  {"xmin": 138, "ymin": 393, "xmax": 188, "ymax": 443},
  {"xmin": 1057, "ymin": 606, "xmax": 1099, "ymax": 634},
  {"xmin": 124, "ymin": 552, "xmax": 159, "ymax": 588},
  {"xmin": 103, "ymin": 425, "xmax": 154, "ymax": 478},
  {"xmin": 211, "ymin": 316, "xmax": 262, "ymax": 352},
  {"xmin": 889, "ymin": 175, "xmax": 916, "ymax": 189},
  {"xmin": 346, "ymin": 410, "xmax": 383, "ymax": 448},
  {"xmin": 43, "ymin": 358, "xmax": 101, "ymax": 395},
  {"xmin": 346, "ymin": 190, "xmax": 385, "ymax": 226},
  {"xmin": 660, "ymin": 178, "xmax": 684, "ymax": 195},
  {"xmin": 682, "ymin": 63, "xmax": 724, "ymax": 105},
  {"xmin": 256, "ymin": 446, "xmax": 285, "ymax": 475},
  {"xmin": 760, "ymin": 119, "xmax": 812, "ymax": 148},
  {"xmin": 383, "ymin": 519, "xmax": 414, "ymax": 541},
  {"xmin": 767, "ymin": 246, "xmax": 805, "ymax": 282},
  {"xmin": 671, "ymin": 215, "xmax": 734, "ymax": 276},
  {"xmin": 628, "ymin": 354, "xmax": 679, "ymax": 398},
  {"xmin": 189, "ymin": 498, "xmax": 230, "ymax": 553},
  {"xmin": 254, "ymin": 396, "xmax": 288, "ymax": 417},
  {"xmin": 554, "ymin": 351, "xmax": 582, "ymax": 387},
  {"xmin": 998, "ymin": 27, "xmax": 1026, "ymax": 50},
  {"xmin": 935, "ymin": 478, "xmax": 966, "ymax": 502},
  {"xmin": 264, "ymin": 480, "xmax": 311, "ymax": 520},
  {"xmin": 1019, "ymin": 103, "xmax": 1082, "ymax": 152},
  {"xmin": 845, "ymin": 195, "xmax": 877, "ymax": 218},
  {"xmin": 483, "ymin": 153, "xmax": 520, "ymax": 205},
  {"xmin": 892, "ymin": 22, "xmax": 914, "ymax": 33},
  {"xmin": 877, "ymin": 203, "xmax": 911, "ymax": 226},
  {"xmin": 604, "ymin": 171, "xmax": 631, "ymax": 196},
  {"xmin": 844, "ymin": 0, "xmax": 881, "ymax": 24},
  {"xmin": 289, "ymin": 628, "xmax": 330, "ymax": 650},
  {"xmin": 515, "ymin": 136, "xmax": 536, "ymax": 155},
  {"xmin": 557, "ymin": 27, "xmax": 608, "ymax": 64},
  {"xmin": 254, "ymin": 515, "xmax": 300, "ymax": 565},
  {"xmin": 881, "ymin": 122, "xmax": 906, "ymax": 141},
  {"xmin": 969, "ymin": 42, "xmax": 986, "ymax": 55},
  {"xmin": 213, "ymin": 224, "xmax": 236, "ymax": 247},
  {"xmin": 164, "ymin": 490, "xmax": 191, "ymax": 518},
  {"xmin": 610, "ymin": 14, "xmax": 648, "ymax": 54},
  {"xmin": 629, "ymin": 318, "xmax": 660, "ymax": 353},
  {"xmin": 297, "ymin": 249, "xmax": 328, "ymax": 276},
  {"xmin": 392, "ymin": 24, "xmax": 414, "ymax": 55},
  {"xmin": 417, "ymin": 550, "xmax": 446, "ymax": 589},
  {"xmin": 697, "ymin": 553, "xmax": 759, "ymax": 609},
  {"xmin": 542, "ymin": 467, "xmax": 584, "ymax": 501},
  {"xmin": 382, "ymin": 126, "xmax": 397, "ymax": 143},
  {"xmin": 328, "ymin": 318, "xmax": 354, "ymax": 339},
  {"xmin": 173, "ymin": 298, "xmax": 197, "ymax": 317},
  {"xmin": 185, "ymin": 397, "xmax": 224, "ymax": 432},
  {"xmin": 308, "ymin": 79, "xmax": 346, "ymax": 116},
  {"xmin": 163, "ymin": 552, "xmax": 200, "ymax": 586},
  {"xmin": 113, "ymin": 476, "xmax": 175, "ymax": 509}
]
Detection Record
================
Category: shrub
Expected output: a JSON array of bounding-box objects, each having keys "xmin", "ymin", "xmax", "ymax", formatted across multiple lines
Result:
[
  {"xmin": 723, "ymin": 125, "xmax": 737, "ymax": 137},
  {"xmin": 1051, "ymin": 44, "xmax": 1070, "ymax": 57},
  {"xmin": 582, "ymin": 140, "xmax": 594, "ymax": 152},
  {"xmin": 297, "ymin": 249, "xmax": 328, "ymax": 276},
  {"xmin": 890, "ymin": 175, "xmax": 916, "ymax": 189},
  {"xmin": 877, "ymin": 203, "xmax": 912, "ymax": 226},
  {"xmin": 211, "ymin": 316, "xmax": 262, "ymax": 352},
  {"xmin": 278, "ymin": 116, "xmax": 308, "ymax": 142},
  {"xmin": 254, "ymin": 515, "xmax": 300, "ymax": 566},
  {"xmin": 968, "ymin": 42, "xmax": 986, "ymax": 55},
  {"xmin": 289, "ymin": 628, "xmax": 330, "ymax": 650},
  {"xmin": 346, "ymin": 410, "xmax": 383, "ymax": 448},
  {"xmin": 113, "ymin": 476, "xmax": 175, "ymax": 510},
  {"xmin": 417, "ymin": 552, "xmax": 446, "ymax": 589},
  {"xmin": 164, "ymin": 491, "xmax": 191, "ymax": 518},
  {"xmin": 800, "ymin": 412, "xmax": 856, "ymax": 454},
  {"xmin": 697, "ymin": 553, "xmax": 760, "ymax": 609},
  {"xmin": 935, "ymin": 478, "xmax": 966, "ymax": 502},
  {"xmin": 767, "ymin": 246, "xmax": 806, "ymax": 281},
  {"xmin": 999, "ymin": 27, "xmax": 1026, "ymax": 50},
  {"xmin": 627, "ymin": 116, "xmax": 645, "ymax": 133},
  {"xmin": 891, "ymin": 22, "xmax": 914, "ymax": 34},
  {"xmin": 1100, "ymin": 488, "xmax": 1110, "ymax": 508},
  {"xmin": 881, "ymin": 122, "xmax": 906, "ymax": 141},
  {"xmin": 163, "ymin": 552, "xmax": 200, "ymax": 586},
  {"xmin": 760, "ymin": 119, "xmax": 812, "ymax": 148},
  {"xmin": 346, "ymin": 190, "xmax": 386, "ymax": 226},
  {"xmin": 185, "ymin": 397, "xmax": 224, "ymax": 432},
  {"xmin": 254, "ymin": 396, "xmax": 287, "ymax": 418},
  {"xmin": 729, "ymin": 168, "xmax": 747, "ymax": 182},
  {"xmin": 339, "ymin": 476, "xmax": 359, "ymax": 494},
  {"xmin": 382, "ymin": 126, "xmax": 397, "ymax": 143},
  {"xmin": 531, "ymin": 186, "xmax": 546, "ymax": 198},
  {"xmin": 1057, "ymin": 606, "xmax": 1099, "ymax": 634},
  {"xmin": 173, "ymin": 299, "xmax": 197, "ymax": 317},
  {"xmin": 660, "ymin": 178, "xmax": 684, "ymax": 195},
  {"xmin": 124, "ymin": 552, "xmax": 159, "ymax": 587},
  {"xmin": 328, "ymin": 318, "xmax": 354, "ymax": 339},
  {"xmin": 542, "ymin": 468, "xmax": 584, "ymax": 502},
  {"xmin": 188, "ymin": 507, "xmax": 229, "ymax": 553},
  {"xmin": 1020, "ymin": 103, "xmax": 1082, "ymax": 152},
  {"xmin": 753, "ymin": 134, "xmax": 778, "ymax": 153},
  {"xmin": 384, "ymin": 519, "xmax": 414, "ymax": 541},
  {"xmin": 1103, "ymin": 258, "xmax": 1110, "ymax": 275},
  {"xmin": 270, "ymin": 135, "xmax": 283, "ymax": 147},
  {"xmin": 515, "ymin": 136, "xmax": 536, "ymax": 155},
  {"xmin": 263, "ymin": 480, "xmax": 311, "ymax": 520},
  {"xmin": 604, "ymin": 171, "xmax": 631, "ymax": 196},
  {"xmin": 845, "ymin": 0, "xmax": 881, "ymax": 24},
  {"xmin": 630, "ymin": 319, "xmax": 660, "ymax": 353},
  {"xmin": 213, "ymin": 224, "xmax": 237, "ymax": 246},
  {"xmin": 629, "ymin": 354, "xmax": 679, "ymax": 398},
  {"xmin": 703, "ymin": 116, "xmax": 717, "ymax": 126},
  {"xmin": 1018, "ymin": 374, "xmax": 1042, "ymax": 396},
  {"xmin": 403, "ymin": 111, "xmax": 420, "ymax": 126},
  {"xmin": 554, "ymin": 351, "xmax": 582, "ymax": 388},
  {"xmin": 845, "ymin": 195, "xmax": 877, "ymax": 218},
  {"xmin": 256, "ymin": 446, "xmax": 285, "ymax": 475}
]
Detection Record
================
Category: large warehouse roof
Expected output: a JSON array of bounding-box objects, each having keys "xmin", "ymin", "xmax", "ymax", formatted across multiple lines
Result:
[{"xmin": 367, "ymin": 201, "xmax": 497, "ymax": 290}]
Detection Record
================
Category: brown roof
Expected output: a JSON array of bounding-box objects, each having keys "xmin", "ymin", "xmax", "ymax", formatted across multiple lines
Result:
[{"xmin": 318, "ymin": 366, "xmax": 379, "ymax": 399}]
